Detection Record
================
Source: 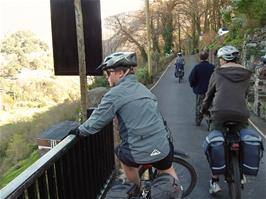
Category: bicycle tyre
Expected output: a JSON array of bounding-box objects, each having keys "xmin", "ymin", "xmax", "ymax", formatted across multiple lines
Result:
[
  {"xmin": 228, "ymin": 152, "xmax": 241, "ymax": 199},
  {"xmin": 172, "ymin": 157, "xmax": 197, "ymax": 198},
  {"xmin": 205, "ymin": 117, "xmax": 211, "ymax": 131},
  {"xmin": 178, "ymin": 76, "xmax": 182, "ymax": 83},
  {"xmin": 139, "ymin": 157, "xmax": 197, "ymax": 198}
]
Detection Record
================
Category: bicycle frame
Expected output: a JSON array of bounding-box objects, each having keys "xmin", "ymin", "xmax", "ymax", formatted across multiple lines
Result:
[
  {"xmin": 135, "ymin": 149, "xmax": 196, "ymax": 199},
  {"xmin": 223, "ymin": 122, "xmax": 244, "ymax": 199}
]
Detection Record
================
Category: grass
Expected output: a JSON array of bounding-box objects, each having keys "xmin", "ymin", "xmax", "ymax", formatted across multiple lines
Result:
[{"xmin": 0, "ymin": 150, "xmax": 40, "ymax": 189}]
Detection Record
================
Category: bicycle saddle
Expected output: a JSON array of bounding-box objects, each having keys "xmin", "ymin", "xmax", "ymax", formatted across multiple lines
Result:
[{"xmin": 224, "ymin": 121, "xmax": 239, "ymax": 127}]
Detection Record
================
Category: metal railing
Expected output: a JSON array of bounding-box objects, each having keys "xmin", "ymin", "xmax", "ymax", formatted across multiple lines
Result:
[{"xmin": 1, "ymin": 110, "xmax": 115, "ymax": 199}]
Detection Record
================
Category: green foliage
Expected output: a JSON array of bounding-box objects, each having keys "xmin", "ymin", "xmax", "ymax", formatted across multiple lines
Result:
[
  {"xmin": 0, "ymin": 30, "xmax": 81, "ymax": 179},
  {"xmin": 0, "ymin": 150, "xmax": 40, "ymax": 188},
  {"xmin": 5, "ymin": 134, "xmax": 33, "ymax": 165},
  {"xmin": 210, "ymin": 0, "xmax": 266, "ymax": 50},
  {"xmin": 232, "ymin": 0, "xmax": 266, "ymax": 27},
  {"xmin": 1, "ymin": 30, "xmax": 49, "ymax": 54},
  {"xmin": 158, "ymin": 54, "xmax": 175, "ymax": 71},
  {"xmin": 246, "ymin": 48, "xmax": 262, "ymax": 60},
  {"xmin": 1, "ymin": 75, "xmax": 80, "ymax": 112},
  {"xmin": 136, "ymin": 66, "xmax": 149, "ymax": 85},
  {"xmin": 1, "ymin": 30, "xmax": 52, "ymax": 76},
  {"xmin": 88, "ymin": 76, "xmax": 109, "ymax": 89},
  {"xmin": 221, "ymin": 6, "xmax": 232, "ymax": 24},
  {"xmin": 223, "ymin": 17, "xmax": 245, "ymax": 48},
  {"xmin": 0, "ymin": 100, "xmax": 79, "ymax": 177},
  {"xmin": 162, "ymin": 24, "xmax": 174, "ymax": 54},
  {"xmin": 260, "ymin": 102, "xmax": 266, "ymax": 120}
]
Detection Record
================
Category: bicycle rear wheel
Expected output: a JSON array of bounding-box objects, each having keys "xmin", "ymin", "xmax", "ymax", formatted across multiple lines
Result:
[
  {"xmin": 138, "ymin": 157, "xmax": 197, "ymax": 198},
  {"xmin": 172, "ymin": 157, "xmax": 197, "ymax": 198},
  {"xmin": 228, "ymin": 152, "xmax": 241, "ymax": 199}
]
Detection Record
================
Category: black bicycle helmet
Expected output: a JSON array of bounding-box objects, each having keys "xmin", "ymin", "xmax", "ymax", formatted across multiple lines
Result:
[{"xmin": 97, "ymin": 52, "xmax": 137, "ymax": 71}]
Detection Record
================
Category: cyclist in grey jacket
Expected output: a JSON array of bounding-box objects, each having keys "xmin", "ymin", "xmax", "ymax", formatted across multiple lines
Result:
[{"xmin": 76, "ymin": 52, "xmax": 178, "ymax": 188}]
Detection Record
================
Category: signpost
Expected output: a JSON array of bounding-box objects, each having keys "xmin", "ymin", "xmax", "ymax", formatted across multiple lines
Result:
[{"xmin": 74, "ymin": 0, "xmax": 87, "ymax": 122}]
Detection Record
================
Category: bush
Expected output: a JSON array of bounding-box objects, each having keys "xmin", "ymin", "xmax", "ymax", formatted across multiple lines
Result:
[
  {"xmin": 259, "ymin": 102, "xmax": 266, "ymax": 120},
  {"xmin": 233, "ymin": 0, "xmax": 266, "ymax": 27},
  {"xmin": 0, "ymin": 100, "xmax": 79, "ymax": 177},
  {"xmin": 88, "ymin": 76, "xmax": 109, "ymax": 89},
  {"xmin": 224, "ymin": 17, "xmax": 245, "ymax": 48},
  {"xmin": 136, "ymin": 66, "xmax": 149, "ymax": 85},
  {"xmin": 0, "ymin": 150, "xmax": 40, "ymax": 188},
  {"xmin": 1, "ymin": 95, "xmax": 15, "ymax": 111},
  {"xmin": 158, "ymin": 54, "xmax": 175, "ymax": 70}
]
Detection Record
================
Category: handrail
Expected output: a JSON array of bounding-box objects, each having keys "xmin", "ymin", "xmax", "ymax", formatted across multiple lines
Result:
[{"xmin": 0, "ymin": 135, "xmax": 77, "ymax": 198}]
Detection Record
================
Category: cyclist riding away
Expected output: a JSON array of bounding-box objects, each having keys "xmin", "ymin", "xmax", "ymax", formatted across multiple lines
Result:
[
  {"xmin": 71, "ymin": 52, "xmax": 182, "ymax": 198},
  {"xmin": 175, "ymin": 52, "xmax": 185, "ymax": 78},
  {"xmin": 201, "ymin": 45, "xmax": 252, "ymax": 194}
]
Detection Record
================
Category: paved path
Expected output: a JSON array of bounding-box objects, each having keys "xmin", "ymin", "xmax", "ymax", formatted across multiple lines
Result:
[{"xmin": 151, "ymin": 55, "xmax": 266, "ymax": 199}]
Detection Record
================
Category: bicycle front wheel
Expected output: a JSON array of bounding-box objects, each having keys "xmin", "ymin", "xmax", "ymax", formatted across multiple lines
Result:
[{"xmin": 172, "ymin": 157, "xmax": 197, "ymax": 198}]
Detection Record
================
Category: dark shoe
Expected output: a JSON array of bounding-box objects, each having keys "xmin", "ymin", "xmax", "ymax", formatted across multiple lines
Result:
[
  {"xmin": 195, "ymin": 118, "xmax": 202, "ymax": 126},
  {"xmin": 195, "ymin": 122, "xmax": 201, "ymax": 126}
]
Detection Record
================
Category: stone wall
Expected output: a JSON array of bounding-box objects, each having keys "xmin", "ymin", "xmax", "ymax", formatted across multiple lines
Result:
[{"xmin": 242, "ymin": 26, "xmax": 266, "ymax": 120}]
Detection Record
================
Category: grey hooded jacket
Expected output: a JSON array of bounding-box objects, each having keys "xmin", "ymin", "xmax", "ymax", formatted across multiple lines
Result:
[
  {"xmin": 202, "ymin": 63, "xmax": 252, "ymax": 122},
  {"xmin": 79, "ymin": 75, "xmax": 170, "ymax": 164}
]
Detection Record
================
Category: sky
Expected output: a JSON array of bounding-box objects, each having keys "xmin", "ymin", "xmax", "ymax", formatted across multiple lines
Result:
[{"xmin": 0, "ymin": 0, "xmax": 144, "ymax": 46}]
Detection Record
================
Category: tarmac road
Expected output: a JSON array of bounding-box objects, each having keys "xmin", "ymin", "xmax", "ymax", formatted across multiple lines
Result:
[{"xmin": 151, "ymin": 55, "xmax": 266, "ymax": 199}]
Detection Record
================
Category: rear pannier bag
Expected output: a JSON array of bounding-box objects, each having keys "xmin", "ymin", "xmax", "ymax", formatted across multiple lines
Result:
[
  {"xmin": 240, "ymin": 129, "xmax": 264, "ymax": 176},
  {"xmin": 203, "ymin": 130, "xmax": 226, "ymax": 175},
  {"xmin": 105, "ymin": 183, "xmax": 134, "ymax": 199}
]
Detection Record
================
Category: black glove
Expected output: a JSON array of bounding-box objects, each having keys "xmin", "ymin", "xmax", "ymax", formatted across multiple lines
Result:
[
  {"xmin": 200, "ymin": 108, "xmax": 206, "ymax": 115},
  {"xmin": 69, "ymin": 128, "xmax": 80, "ymax": 136}
]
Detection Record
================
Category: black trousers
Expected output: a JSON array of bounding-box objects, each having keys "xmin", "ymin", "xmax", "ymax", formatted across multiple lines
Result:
[{"xmin": 195, "ymin": 94, "xmax": 205, "ymax": 124}]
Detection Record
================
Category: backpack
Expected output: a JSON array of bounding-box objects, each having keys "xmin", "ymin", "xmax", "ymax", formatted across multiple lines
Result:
[
  {"xmin": 175, "ymin": 57, "xmax": 185, "ymax": 66},
  {"xmin": 203, "ymin": 130, "xmax": 226, "ymax": 175},
  {"xmin": 240, "ymin": 129, "xmax": 264, "ymax": 175}
]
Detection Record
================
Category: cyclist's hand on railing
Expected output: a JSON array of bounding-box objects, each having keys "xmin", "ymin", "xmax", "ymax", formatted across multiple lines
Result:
[
  {"xmin": 199, "ymin": 110, "xmax": 204, "ymax": 116},
  {"xmin": 68, "ymin": 128, "xmax": 80, "ymax": 136},
  {"xmin": 205, "ymin": 110, "xmax": 211, "ymax": 116}
]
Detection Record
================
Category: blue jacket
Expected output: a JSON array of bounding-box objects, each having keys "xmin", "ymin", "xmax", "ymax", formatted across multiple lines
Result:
[
  {"xmin": 79, "ymin": 75, "xmax": 170, "ymax": 164},
  {"xmin": 189, "ymin": 61, "xmax": 214, "ymax": 95}
]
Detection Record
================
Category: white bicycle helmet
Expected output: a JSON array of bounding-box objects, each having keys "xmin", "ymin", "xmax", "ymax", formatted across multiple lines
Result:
[
  {"xmin": 218, "ymin": 27, "xmax": 229, "ymax": 36},
  {"xmin": 217, "ymin": 45, "xmax": 239, "ymax": 61},
  {"xmin": 97, "ymin": 52, "xmax": 137, "ymax": 71},
  {"xmin": 261, "ymin": 54, "xmax": 266, "ymax": 64}
]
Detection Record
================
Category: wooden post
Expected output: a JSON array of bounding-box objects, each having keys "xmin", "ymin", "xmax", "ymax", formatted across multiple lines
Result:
[
  {"xmin": 145, "ymin": 0, "xmax": 153, "ymax": 82},
  {"xmin": 74, "ymin": 0, "xmax": 87, "ymax": 123}
]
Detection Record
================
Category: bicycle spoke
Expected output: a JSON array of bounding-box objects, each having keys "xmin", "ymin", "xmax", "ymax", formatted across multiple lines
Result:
[{"xmin": 172, "ymin": 157, "xmax": 197, "ymax": 198}]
